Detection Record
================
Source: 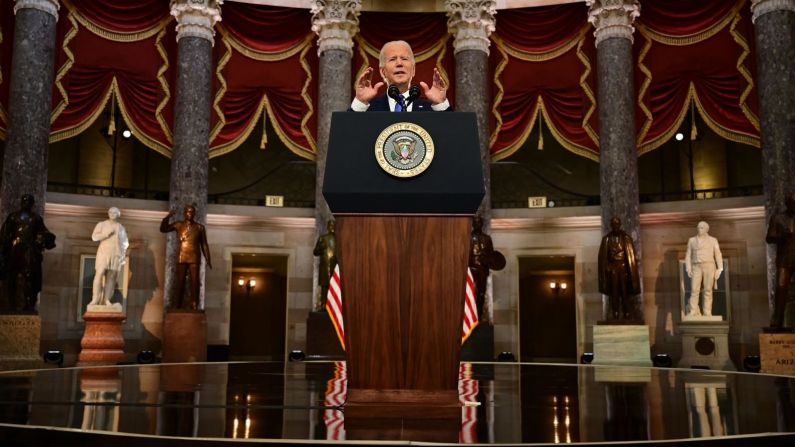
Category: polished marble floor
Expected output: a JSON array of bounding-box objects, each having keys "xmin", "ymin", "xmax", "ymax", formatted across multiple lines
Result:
[{"xmin": 0, "ymin": 361, "xmax": 793, "ymax": 445}]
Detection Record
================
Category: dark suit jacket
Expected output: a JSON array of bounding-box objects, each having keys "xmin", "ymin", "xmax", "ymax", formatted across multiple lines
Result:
[{"xmin": 357, "ymin": 94, "xmax": 450, "ymax": 112}]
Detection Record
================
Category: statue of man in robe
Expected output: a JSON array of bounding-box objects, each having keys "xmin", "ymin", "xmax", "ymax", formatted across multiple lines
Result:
[
  {"xmin": 598, "ymin": 217, "xmax": 640, "ymax": 321},
  {"xmin": 90, "ymin": 207, "xmax": 129, "ymax": 309}
]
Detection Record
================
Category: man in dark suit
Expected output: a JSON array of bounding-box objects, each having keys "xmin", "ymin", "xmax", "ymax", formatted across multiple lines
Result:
[{"xmin": 350, "ymin": 40, "xmax": 450, "ymax": 112}]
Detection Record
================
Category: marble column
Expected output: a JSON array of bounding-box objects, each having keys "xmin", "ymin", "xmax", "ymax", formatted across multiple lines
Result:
[
  {"xmin": 0, "ymin": 0, "xmax": 59, "ymax": 218},
  {"xmin": 750, "ymin": 0, "xmax": 795, "ymax": 326},
  {"xmin": 587, "ymin": 0, "xmax": 643, "ymax": 317},
  {"xmin": 447, "ymin": 0, "xmax": 496, "ymax": 323},
  {"xmin": 311, "ymin": 0, "xmax": 361, "ymax": 231},
  {"xmin": 446, "ymin": 0, "xmax": 496, "ymax": 223},
  {"xmin": 165, "ymin": 0, "xmax": 221, "ymax": 310}
]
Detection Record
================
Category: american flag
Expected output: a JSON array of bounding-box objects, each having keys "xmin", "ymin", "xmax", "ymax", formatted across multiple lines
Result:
[
  {"xmin": 322, "ymin": 361, "xmax": 347, "ymax": 440},
  {"xmin": 325, "ymin": 266, "xmax": 479, "ymax": 349}
]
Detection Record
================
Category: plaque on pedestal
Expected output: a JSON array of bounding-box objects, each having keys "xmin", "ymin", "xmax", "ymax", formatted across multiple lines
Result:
[
  {"xmin": 759, "ymin": 333, "xmax": 795, "ymax": 375},
  {"xmin": 592, "ymin": 325, "xmax": 652, "ymax": 382},
  {"xmin": 163, "ymin": 310, "xmax": 207, "ymax": 363},
  {"xmin": 677, "ymin": 321, "xmax": 735, "ymax": 370},
  {"xmin": 78, "ymin": 311, "xmax": 127, "ymax": 365},
  {"xmin": 0, "ymin": 315, "xmax": 41, "ymax": 369}
]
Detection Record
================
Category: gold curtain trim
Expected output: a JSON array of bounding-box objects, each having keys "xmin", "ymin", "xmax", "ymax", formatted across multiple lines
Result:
[
  {"xmin": 217, "ymin": 25, "xmax": 314, "ymax": 62},
  {"xmin": 575, "ymin": 35, "xmax": 599, "ymax": 148},
  {"xmin": 63, "ymin": 0, "xmax": 171, "ymax": 43},
  {"xmin": 537, "ymin": 99, "xmax": 599, "ymax": 161},
  {"xmin": 729, "ymin": 11, "xmax": 761, "ymax": 131},
  {"xmin": 635, "ymin": 34, "xmax": 654, "ymax": 146},
  {"xmin": 357, "ymin": 34, "xmax": 448, "ymax": 64},
  {"xmin": 51, "ymin": 10, "xmax": 79, "ymax": 125},
  {"xmin": 297, "ymin": 42, "xmax": 317, "ymax": 156},
  {"xmin": 49, "ymin": 80, "xmax": 114, "ymax": 144},
  {"xmin": 490, "ymin": 95, "xmax": 540, "ymax": 162},
  {"xmin": 209, "ymin": 36, "xmax": 232, "ymax": 145},
  {"xmin": 692, "ymin": 88, "xmax": 760, "ymax": 148},
  {"xmin": 636, "ymin": 0, "xmax": 745, "ymax": 46},
  {"xmin": 155, "ymin": 26, "xmax": 173, "ymax": 144},
  {"xmin": 112, "ymin": 79, "xmax": 173, "ymax": 157},
  {"xmin": 493, "ymin": 26, "xmax": 589, "ymax": 62},
  {"xmin": 488, "ymin": 42, "xmax": 509, "ymax": 152},
  {"xmin": 435, "ymin": 36, "xmax": 451, "ymax": 93}
]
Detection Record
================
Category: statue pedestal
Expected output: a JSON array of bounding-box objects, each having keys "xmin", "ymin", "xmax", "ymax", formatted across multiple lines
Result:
[
  {"xmin": 677, "ymin": 321, "xmax": 734, "ymax": 370},
  {"xmin": 306, "ymin": 310, "xmax": 344, "ymax": 358},
  {"xmin": 163, "ymin": 310, "xmax": 207, "ymax": 363},
  {"xmin": 592, "ymin": 324, "xmax": 652, "ymax": 369},
  {"xmin": 0, "ymin": 314, "xmax": 41, "ymax": 369},
  {"xmin": 759, "ymin": 333, "xmax": 795, "ymax": 375},
  {"xmin": 78, "ymin": 311, "xmax": 127, "ymax": 365}
]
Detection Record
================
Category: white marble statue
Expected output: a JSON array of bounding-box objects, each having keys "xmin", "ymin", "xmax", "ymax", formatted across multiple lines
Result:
[
  {"xmin": 684, "ymin": 221, "xmax": 723, "ymax": 318},
  {"xmin": 90, "ymin": 207, "xmax": 128, "ymax": 309}
]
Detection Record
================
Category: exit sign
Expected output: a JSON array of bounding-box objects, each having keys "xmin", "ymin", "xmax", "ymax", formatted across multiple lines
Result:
[
  {"xmin": 528, "ymin": 196, "xmax": 547, "ymax": 208},
  {"xmin": 265, "ymin": 195, "xmax": 284, "ymax": 207}
]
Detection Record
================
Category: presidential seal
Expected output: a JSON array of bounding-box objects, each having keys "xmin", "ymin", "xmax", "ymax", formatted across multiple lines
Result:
[{"xmin": 374, "ymin": 122, "xmax": 435, "ymax": 178}]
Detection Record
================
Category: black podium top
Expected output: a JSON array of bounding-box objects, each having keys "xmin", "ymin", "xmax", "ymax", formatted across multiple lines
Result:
[{"xmin": 323, "ymin": 112, "xmax": 485, "ymax": 214}]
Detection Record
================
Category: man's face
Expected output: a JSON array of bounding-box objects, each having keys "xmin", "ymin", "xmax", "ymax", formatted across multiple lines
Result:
[
  {"xmin": 380, "ymin": 42, "xmax": 415, "ymax": 91},
  {"xmin": 184, "ymin": 206, "xmax": 195, "ymax": 221},
  {"xmin": 610, "ymin": 217, "xmax": 621, "ymax": 231},
  {"xmin": 697, "ymin": 223, "xmax": 708, "ymax": 236},
  {"xmin": 108, "ymin": 208, "xmax": 120, "ymax": 220}
]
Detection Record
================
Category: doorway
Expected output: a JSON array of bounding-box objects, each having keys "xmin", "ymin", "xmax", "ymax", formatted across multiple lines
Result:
[
  {"xmin": 229, "ymin": 254, "xmax": 287, "ymax": 360},
  {"xmin": 519, "ymin": 256, "xmax": 577, "ymax": 362}
]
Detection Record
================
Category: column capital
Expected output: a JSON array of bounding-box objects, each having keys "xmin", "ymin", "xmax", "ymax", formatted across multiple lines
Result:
[
  {"xmin": 311, "ymin": 0, "xmax": 361, "ymax": 56},
  {"xmin": 586, "ymin": 0, "xmax": 640, "ymax": 47},
  {"xmin": 445, "ymin": 0, "xmax": 496, "ymax": 55},
  {"xmin": 13, "ymin": 0, "xmax": 59, "ymax": 20},
  {"xmin": 751, "ymin": 0, "xmax": 795, "ymax": 23},
  {"xmin": 170, "ymin": 0, "xmax": 223, "ymax": 44}
]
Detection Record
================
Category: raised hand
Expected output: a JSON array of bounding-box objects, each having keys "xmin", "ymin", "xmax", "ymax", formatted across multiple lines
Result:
[
  {"xmin": 355, "ymin": 67, "xmax": 384, "ymax": 104},
  {"xmin": 419, "ymin": 67, "xmax": 447, "ymax": 105}
]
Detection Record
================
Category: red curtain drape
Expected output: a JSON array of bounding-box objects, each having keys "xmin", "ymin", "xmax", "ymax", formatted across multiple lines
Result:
[
  {"xmin": 489, "ymin": 2, "xmax": 598, "ymax": 160},
  {"xmin": 353, "ymin": 12, "xmax": 456, "ymax": 108}
]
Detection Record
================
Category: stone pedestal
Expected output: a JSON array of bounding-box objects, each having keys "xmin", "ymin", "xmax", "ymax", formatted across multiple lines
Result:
[
  {"xmin": 678, "ymin": 321, "xmax": 735, "ymax": 371},
  {"xmin": 306, "ymin": 310, "xmax": 344, "ymax": 358},
  {"xmin": 593, "ymin": 325, "xmax": 652, "ymax": 382},
  {"xmin": 78, "ymin": 312, "xmax": 126, "ymax": 365},
  {"xmin": 0, "ymin": 315, "xmax": 41, "ymax": 368},
  {"xmin": 162, "ymin": 310, "xmax": 207, "ymax": 363},
  {"xmin": 759, "ymin": 333, "xmax": 795, "ymax": 375}
]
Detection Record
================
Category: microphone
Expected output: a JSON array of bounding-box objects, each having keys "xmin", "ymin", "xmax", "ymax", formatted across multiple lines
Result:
[
  {"xmin": 387, "ymin": 84, "xmax": 402, "ymax": 102},
  {"xmin": 406, "ymin": 85, "xmax": 421, "ymax": 106}
]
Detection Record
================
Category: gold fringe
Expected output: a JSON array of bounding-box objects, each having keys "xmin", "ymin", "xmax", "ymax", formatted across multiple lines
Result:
[
  {"xmin": 155, "ymin": 25, "xmax": 173, "ymax": 144},
  {"xmin": 537, "ymin": 98, "xmax": 599, "ymax": 161},
  {"xmin": 297, "ymin": 41, "xmax": 317, "ymax": 156},
  {"xmin": 51, "ymin": 10, "xmax": 79, "ymax": 125},
  {"xmin": 690, "ymin": 100, "xmax": 697, "ymax": 141},
  {"xmin": 636, "ymin": 0, "xmax": 745, "ymax": 46},
  {"xmin": 692, "ymin": 88, "xmax": 760, "ymax": 148},
  {"xmin": 112, "ymin": 79, "xmax": 173, "ymax": 157},
  {"xmin": 259, "ymin": 107, "xmax": 267, "ymax": 149},
  {"xmin": 729, "ymin": 11, "xmax": 761, "ymax": 131},
  {"xmin": 108, "ymin": 94, "xmax": 116, "ymax": 135},
  {"xmin": 537, "ymin": 114, "xmax": 544, "ymax": 150},
  {"xmin": 575, "ymin": 35, "xmax": 599, "ymax": 148},
  {"xmin": 435, "ymin": 35, "xmax": 451, "ymax": 89},
  {"xmin": 491, "ymin": 95, "xmax": 540, "ymax": 162},
  {"xmin": 63, "ymin": 0, "xmax": 171, "ymax": 43},
  {"xmin": 488, "ymin": 42, "xmax": 509, "ymax": 156},
  {"xmin": 49, "ymin": 81, "xmax": 114, "ymax": 144},
  {"xmin": 493, "ymin": 26, "xmax": 589, "ymax": 62},
  {"xmin": 209, "ymin": 35, "xmax": 232, "ymax": 145},
  {"xmin": 208, "ymin": 97, "xmax": 266, "ymax": 158},
  {"xmin": 218, "ymin": 25, "xmax": 313, "ymax": 62},
  {"xmin": 635, "ymin": 33, "xmax": 653, "ymax": 146}
]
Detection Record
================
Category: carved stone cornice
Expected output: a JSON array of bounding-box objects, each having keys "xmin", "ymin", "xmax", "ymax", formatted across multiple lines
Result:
[
  {"xmin": 13, "ymin": 0, "xmax": 59, "ymax": 20},
  {"xmin": 586, "ymin": 0, "xmax": 640, "ymax": 47},
  {"xmin": 170, "ymin": 0, "xmax": 223, "ymax": 44},
  {"xmin": 445, "ymin": 0, "xmax": 496, "ymax": 55},
  {"xmin": 311, "ymin": 0, "xmax": 361, "ymax": 56},
  {"xmin": 751, "ymin": 0, "xmax": 795, "ymax": 23}
]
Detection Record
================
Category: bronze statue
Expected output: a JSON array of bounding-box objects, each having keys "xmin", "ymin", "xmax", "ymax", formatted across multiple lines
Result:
[
  {"xmin": 0, "ymin": 194, "xmax": 56, "ymax": 312},
  {"xmin": 160, "ymin": 205, "xmax": 211, "ymax": 311},
  {"xmin": 313, "ymin": 220, "xmax": 337, "ymax": 311},
  {"xmin": 765, "ymin": 193, "xmax": 795, "ymax": 331},
  {"xmin": 598, "ymin": 217, "xmax": 640, "ymax": 321},
  {"xmin": 468, "ymin": 215, "xmax": 505, "ymax": 318}
]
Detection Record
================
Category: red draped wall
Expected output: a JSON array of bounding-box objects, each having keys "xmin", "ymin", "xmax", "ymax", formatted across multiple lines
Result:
[{"xmin": 0, "ymin": 0, "xmax": 763, "ymax": 161}]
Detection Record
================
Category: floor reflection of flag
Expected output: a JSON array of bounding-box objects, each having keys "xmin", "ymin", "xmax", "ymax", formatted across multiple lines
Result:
[
  {"xmin": 323, "ymin": 361, "xmax": 347, "ymax": 440},
  {"xmin": 459, "ymin": 362, "xmax": 479, "ymax": 443}
]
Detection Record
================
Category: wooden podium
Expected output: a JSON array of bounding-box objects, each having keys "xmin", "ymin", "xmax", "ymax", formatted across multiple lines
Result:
[{"xmin": 324, "ymin": 112, "xmax": 484, "ymax": 418}]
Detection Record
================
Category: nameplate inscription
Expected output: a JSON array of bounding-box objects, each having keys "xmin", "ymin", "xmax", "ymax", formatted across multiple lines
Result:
[{"xmin": 759, "ymin": 333, "xmax": 795, "ymax": 374}]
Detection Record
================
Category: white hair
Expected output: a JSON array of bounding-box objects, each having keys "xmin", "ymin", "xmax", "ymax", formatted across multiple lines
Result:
[
  {"xmin": 378, "ymin": 40, "xmax": 414, "ymax": 67},
  {"xmin": 697, "ymin": 221, "xmax": 709, "ymax": 231}
]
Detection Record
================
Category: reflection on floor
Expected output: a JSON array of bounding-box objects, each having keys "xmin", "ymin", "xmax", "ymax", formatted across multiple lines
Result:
[{"xmin": 0, "ymin": 361, "xmax": 794, "ymax": 445}]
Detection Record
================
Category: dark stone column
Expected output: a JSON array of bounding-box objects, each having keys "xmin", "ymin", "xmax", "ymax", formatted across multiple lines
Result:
[
  {"xmin": 0, "ymin": 0, "xmax": 59, "ymax": 218},
  {"xmin": 751, "ymin": 0, "xmax": 795, "ymax": 326},
  {"xmin": 166, "ymin": 1, "xmax": 221, "ymax": 310},
  {"xmin": 588, "ymin": 0, "xmax": 643, "ymax": 318}
]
